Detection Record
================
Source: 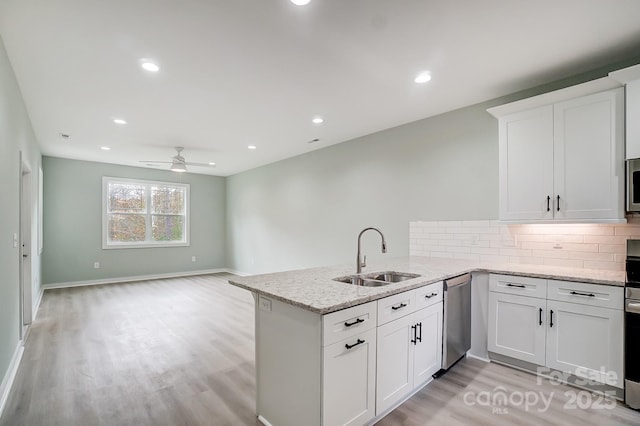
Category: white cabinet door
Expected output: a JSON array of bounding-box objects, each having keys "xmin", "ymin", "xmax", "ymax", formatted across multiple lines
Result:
[
  {"xmin": 546, "ymin": 300, "xmax": 623, "ymax": 389},
  {"xmin": 488, "ymin": 292, "xmax": 546, "ymax": 365},
  {"xmin": 323, "ymin": 328, "xmax": 376, "ymax": 426},
  {"xmin": 498, "ymin": 105, "xmax": 554, "ymax": 221},
  {"xmin": 376, "ymin": 312, "xmax": 415, "ymax": 415},
  {"xmin": 412, "ymin": 302, "xmax": 443, "ymax": 387},
  {"xmin": 626, "ymin": 79, "xmax": 640, "ymax": 159},
  {"xmin": 553, "ymin": 88, "xmax": 624, "ymax": 220}
]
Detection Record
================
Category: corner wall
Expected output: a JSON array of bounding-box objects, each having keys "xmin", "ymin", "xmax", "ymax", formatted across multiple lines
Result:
[
  {"xmin": 226, "ymin": 58, "xmax": 640, "ymax": 276},
  {"xmin": 0, "ymin": 35, "xmax": 41, "ymax": 408},
  {"xmin": 41, "ymin": 157, "xmax": 227, "ymax": 285}
]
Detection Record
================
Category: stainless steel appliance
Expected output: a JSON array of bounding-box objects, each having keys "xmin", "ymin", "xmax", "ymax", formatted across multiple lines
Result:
[
  {"xmin": 627, "ymin": 158, "xmax": 640, "ymax": 212},
  {"xmin": 626, "ymin": 239, "xmax": 640, "ymax": 409},
  {"xmin": 435, "ymin": 273, "xmax": 471, "ymax": 377}
]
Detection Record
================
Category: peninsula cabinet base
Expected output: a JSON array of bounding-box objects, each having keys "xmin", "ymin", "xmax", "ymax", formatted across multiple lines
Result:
[{"xmin": 489, "ymin": 352, "xmax": 624, "ymax": 400}]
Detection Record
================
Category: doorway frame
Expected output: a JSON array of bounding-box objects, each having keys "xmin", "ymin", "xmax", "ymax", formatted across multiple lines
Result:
[{"xmin": 19, "ymin": 152, "xmax": 32, "ymax": 341}]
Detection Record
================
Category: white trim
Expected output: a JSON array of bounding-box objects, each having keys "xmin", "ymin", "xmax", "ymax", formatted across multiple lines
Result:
[
  {"xmin": 609, "ymin": 64, "xmax": 640, "ymax": 84},
  {"xmin": 0, "ymin": 343, "xmax": 25, "ymax": 419},
  {"xmin": 466, "ymin": 353, "xmax": 491, "ymax": 363},
  {"xmin": 487, "ymin": 77, "xmax": 621, "ymax": 118},
  {"xmin": 102, "ymin": 176, "xmax": 190, "ymax": 249},
  {"xmin": 42, "ymin": 268, "xmax": 233, "ymax": 290},
  {"xmin": 32, "ymin": 288, "xmax": 44, "ymax": 321},
  {"xmin": 257, "ymin": 415, "xmax": 274, "ymax": 426},
  {"xmin": 225, "ymin": 268, "xmax": 251, "ymax": 277}
]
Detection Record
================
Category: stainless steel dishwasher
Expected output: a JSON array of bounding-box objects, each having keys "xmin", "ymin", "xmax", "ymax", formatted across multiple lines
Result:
[{"xmin": 434, "ymin": 273, "xmax": 471, "ymax": 377}]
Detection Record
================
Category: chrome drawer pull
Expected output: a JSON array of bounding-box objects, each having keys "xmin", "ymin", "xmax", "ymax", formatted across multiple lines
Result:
[
  {"xmin": 507, "ymin": 283, "xmax": 526, "ymax": 288},
  {"xmin": 425, "ymin": 293, "xmax": 438, "ymax": 299}
]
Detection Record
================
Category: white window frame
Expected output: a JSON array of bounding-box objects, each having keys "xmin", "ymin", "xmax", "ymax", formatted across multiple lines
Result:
[{"xmin": 102, "ymin": 176, "xmax": 190, "ymax": 249}]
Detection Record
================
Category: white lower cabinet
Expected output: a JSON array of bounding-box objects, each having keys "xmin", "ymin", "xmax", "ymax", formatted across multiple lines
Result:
[
  {"xmin": 546, "ymin": 300, "xmax": 623, "ymax": 387},
  {"xmin": 376, "ymin": 302, "xmax": 443, "ymax": 415},
  {"xmin": 487, "ymin": 274, "xmax": 624, "ymax": 389},
  {"xmin": 488, "ymin": 292, "xmax": 546, "ymax": 365},
  {"xmin": 323, "ymin": 328, "xmax": 376, "ymax": 426}
]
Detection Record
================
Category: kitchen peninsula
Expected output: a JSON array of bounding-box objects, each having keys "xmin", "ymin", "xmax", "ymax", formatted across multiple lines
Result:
[{"xmin": 229, "ymin": 257, "xmax": 625, "ymax": 426}]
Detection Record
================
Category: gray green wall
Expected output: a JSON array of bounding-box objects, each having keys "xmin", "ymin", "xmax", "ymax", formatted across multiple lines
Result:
[
  {"xmin": 226, "ymin": 57, "xmax": 640, "ymax": 275},
  {"xmin": 0, "ymin": 36, "xmax": 41, "ymax": 397},
  {"xmin": 42, "ymin": 157, "xmax": 226, "ymax": 284}
]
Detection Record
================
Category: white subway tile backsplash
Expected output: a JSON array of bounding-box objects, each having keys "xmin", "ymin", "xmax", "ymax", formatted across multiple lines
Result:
[
  {"xmin": 599, "ymin": 244, "xmax": 626, "ymax": 254},
  {"xmin": 409, "ymin": 220, "xmax": 640, "ymax": 272},
  {"xmin": 583, "ymin": 260, "xmax": 624, "ymax": 271},
  {"xmin": 583, "ymin": 235, "xmax": 629, "ymax": 245}
]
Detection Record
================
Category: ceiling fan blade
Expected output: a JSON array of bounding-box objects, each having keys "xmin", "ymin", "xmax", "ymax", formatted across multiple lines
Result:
[
  {"xmin": 185, "ymin": 162, "xmax": 216, "ymax": 167},
  {"xmin": 139, "ymin": 160, "xmax": 172, "ymax": 164}
]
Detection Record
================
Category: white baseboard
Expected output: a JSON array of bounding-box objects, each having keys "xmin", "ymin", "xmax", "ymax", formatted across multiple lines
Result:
[
  {"xmin": 42, "ymin": 268, "xmax": 232, "ymax": 290},
  {"xmin": 225, "ymin": 268, "xmax": 251, "ymax": 277},
  {"xmin": 0, "ymin": 343, "xmax": 24, "ymax": 420},
  {"xmin": 32, "ymin": 287, "xmax": 44, "ymax": 321},
  {"xmin": 466, "ymin": 353, "xmax": 491, "ymax": 363}
]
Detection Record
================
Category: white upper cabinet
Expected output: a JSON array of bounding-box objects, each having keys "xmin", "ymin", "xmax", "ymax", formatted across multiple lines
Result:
[
  {"xmin": 553, "ymin": 89, "xmax": 624, "ymax": 220},
  {"xmin": 610, "ymin": 64, "xmax": 640, "ymax": 159},
  {"xmin": 488, "ymin": 78, "xmax": 625, "ymax": 223}
]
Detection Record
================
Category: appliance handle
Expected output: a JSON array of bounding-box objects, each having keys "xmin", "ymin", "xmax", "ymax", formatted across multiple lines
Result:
[{"xmin": 626, "ymin": 301, "xmax": 640, "ymax": 314}]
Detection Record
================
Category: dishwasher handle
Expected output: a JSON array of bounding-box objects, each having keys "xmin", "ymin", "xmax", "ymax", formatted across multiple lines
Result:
[{"xmin": 444, "ymin": 273, "xmax": 471, "ymax": 289}]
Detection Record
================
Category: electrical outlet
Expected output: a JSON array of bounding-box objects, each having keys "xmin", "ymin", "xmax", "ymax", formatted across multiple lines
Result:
[
  {"xmin": 191, "ymin": 256, "xmax": 196, "ymax": 262},
  {"xmin": 94, "ymin": 262, "xmax": 100, "ymax": 269},
  {"xmin": 259, "ymin": 297, "xmax": 272, "ymax": 312},
  {"xmin": 13, "ymin": 233, "xmax": 18, "ymax": 248}
]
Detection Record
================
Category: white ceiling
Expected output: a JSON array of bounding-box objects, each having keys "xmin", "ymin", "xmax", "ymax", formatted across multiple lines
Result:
[{"xmin": 1, "ymin": 0, "xmax": 640, "ymax": 176}]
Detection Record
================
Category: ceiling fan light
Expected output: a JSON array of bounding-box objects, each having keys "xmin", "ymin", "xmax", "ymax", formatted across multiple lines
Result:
[{"xmin": 170, "ymin": 162, "xmax": 187, "ymax": 172}]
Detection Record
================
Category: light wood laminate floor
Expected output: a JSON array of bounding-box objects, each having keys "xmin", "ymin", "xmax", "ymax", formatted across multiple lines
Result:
[{"xmin": 2, "ymin": 273, "xmax": 640, "ymax": 425}]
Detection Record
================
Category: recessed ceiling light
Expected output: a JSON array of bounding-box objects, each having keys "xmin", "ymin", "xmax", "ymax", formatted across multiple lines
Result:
[
  {"xmin": 209, "ymin": 162, "xmax": 216, "ymax": 166},
  {"xmin": 141, "ymin": 62, "xmax": 160, "ymax": 72},
  {"xmin": 307, "ymin": 138, "xmax": 320, "ymax": 144},
  {"xmin": 113, "ymin": 119, "xmax": 127, "ymax": 125},
  {"xmin": 248, "ymin": 145, "xmax": 257, "ymax": 150},
  {"xmin": 312, "ymin": 117, "xmax": 324, "ymax": 124},
  {"xmin": 414, "ymin": 71, "xmax": 432, "ymax": 84},
  {"xmin": 100, "ymin": 146, "xmax": 111, "ymax": 151},
  {"xmin": 59, "ymin": 133, "xmax": 70, "ymax": 140},
  {"xmin": 290, "ymin": 0, "xmax": 311, "ymax": 5}
]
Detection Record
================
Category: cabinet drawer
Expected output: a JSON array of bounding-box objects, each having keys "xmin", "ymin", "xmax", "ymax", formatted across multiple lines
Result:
[
  {"xmin": 415, "ymin": 281, "xmax": 443, "ymax": 310},
  {"xmin": 323, "ymin": 301, "xmax": 377, "ymax": 347},
  {"xmin": 547, "ymin": 280, "xmax": 623, "ymax": 310},
  {"xmin": 377, "ymin": 290, "xmax": 416, "ymax": 326},
  {"xmin": 490, "ymin": 274, "xmax": 547, "ymax": 299}
]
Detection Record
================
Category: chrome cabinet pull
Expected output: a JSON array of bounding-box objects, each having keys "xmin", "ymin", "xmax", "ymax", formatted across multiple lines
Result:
[
  {"xmin": 507, "ymin": 283, "xmax": 526, "ymax": 288},
  {"xmin": 547, "ymin": 196, "xmax": 551, "ymax": 212},
  {"xmin": 539, "ymin": 308, "xmax": 543, "ymax": 326},
  {"xmin": 425, "ymin": 293, "xmax": 438, "ymax": 299},
  {"xmin": 549, "ymin": 310, "xmax": 554, "ymax": 328},
  {"xmin": 557, "ymin": 195, "xmax": 560, "ymax": 212},
  {"xmin": 391, "ymin": 302, "xmax": 407, "ymax": 311}
]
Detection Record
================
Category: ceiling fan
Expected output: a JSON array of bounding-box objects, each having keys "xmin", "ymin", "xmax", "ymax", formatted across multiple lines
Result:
[{"xmin": 140, "ymin": 146, "xmax": 215, "ymax": 173}]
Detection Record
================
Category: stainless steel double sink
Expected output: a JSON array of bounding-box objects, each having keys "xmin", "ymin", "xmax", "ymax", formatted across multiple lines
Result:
[{"xmin": 333, "ymin": 271, "xmax": 420, "ymax": 287}]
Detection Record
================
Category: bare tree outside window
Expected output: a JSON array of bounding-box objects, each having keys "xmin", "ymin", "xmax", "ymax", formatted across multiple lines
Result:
[{"xmin": 103, "ymin": 177, "xmax": 189, "ymax": 248}]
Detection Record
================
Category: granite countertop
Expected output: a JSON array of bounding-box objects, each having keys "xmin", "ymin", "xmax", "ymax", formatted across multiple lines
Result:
[{"xmin": 227, "ymin": 256, "xmax": 625, "ymax": 315}]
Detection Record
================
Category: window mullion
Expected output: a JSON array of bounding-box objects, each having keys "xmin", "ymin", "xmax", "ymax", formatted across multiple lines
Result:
[{"xmin": 146, "ymin": 183, "xmax": 152, "ymax": 242}]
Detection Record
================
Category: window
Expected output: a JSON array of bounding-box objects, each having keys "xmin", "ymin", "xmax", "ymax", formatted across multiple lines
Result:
[{"xmin": 102, "ymin": 177, "xmax": 189, "ymax": 249}]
